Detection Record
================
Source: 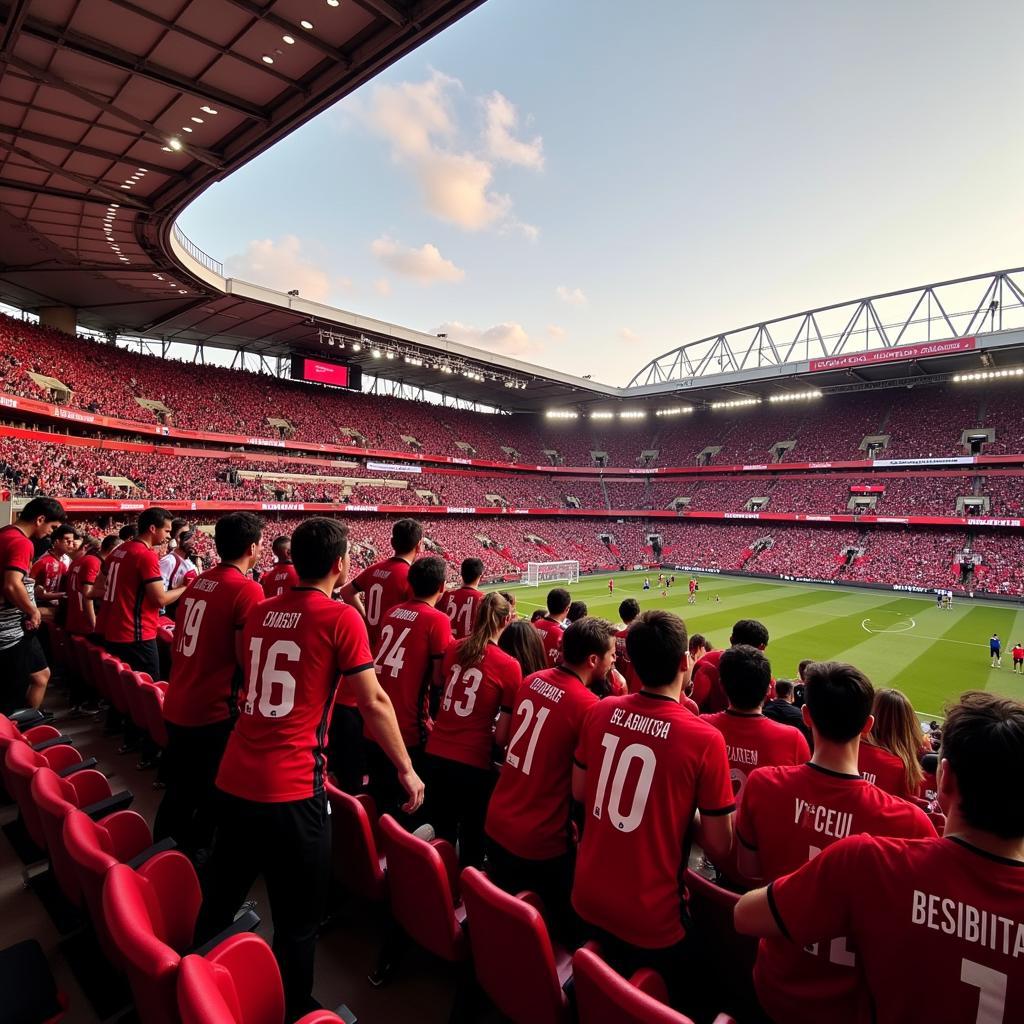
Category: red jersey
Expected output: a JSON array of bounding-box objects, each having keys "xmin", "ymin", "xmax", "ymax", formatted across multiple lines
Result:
[
  {"xmin": 350, "ymin": 556, "xmax": 412, "ymax": 649},
  {"xmin": 261, "ymin": 560, "xmax": 298, "ymax": 599},
  {"xmin": 372, "ymin": 600, "xmax": 452, "ymax": 749},
  {"xmin": 30, "ymin": 552, "xmax": 65, "ymax": 598},
  {"xmin": 858, "ymin": 742, "xmax": 912, "ymax": 799},
  {"xmin": 533, "ymin": 616, "xmax": 564, "ymax": 667},
  {"xmin": 216, "ymin": 588, "xmax": 373, "ymax": 803},
  {"xmin": 736, "ymin": 762, "xmax": 935, "ymax": 1024},
  {"xmin": 572, "ymin": 692, "xmax": 735, "ymax": 948},
  {"xmin": 163, "ymin": 564, "xmax": 265, "ymax": 727},
  {"xmin": 770, "ymin": 834, "xmax": 1024, "ymax": 1024},
  {"xmin": 0, "ymin": 524, "xmax": 33, "ymax": 579},
  {"xmin": 704, "ymin": 710, "xmax": 811, "ymax": 799},
  {"xmin": 690, "ymin": 649, "xmax": 726, "ymax": 712},
  {"xmin": 486, "ymin": 666, "xmax": 599, "ymax": 860},
  {"xmin": 65, "ymin": 553, "xmax": 101, "ymax": 636},
  {"xmin": 440, "ymin": 585, "xmax": 484, "ymax": 640},
  {"xmin": 613, "ymin": 626, "xmax": 641, "ymax": 693},
  {"xmin": 102, "ymin": 540, "xmax": 163, "ymax": 644},
  {"xmin": 427, "ymin": 639, "xmax": 522, "ymax": 769},
  {"xmin": 1013, "ymin": 645, "xmax": 1024, "ymax": 661}
]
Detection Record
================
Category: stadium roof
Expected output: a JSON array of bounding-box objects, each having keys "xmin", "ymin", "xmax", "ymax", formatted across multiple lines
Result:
[{"xmin": 2, "ymin": 2, "xmax": 1024, "ymax": 414}]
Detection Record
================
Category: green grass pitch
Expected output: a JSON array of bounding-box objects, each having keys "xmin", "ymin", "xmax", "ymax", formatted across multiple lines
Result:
[{"xmin": 493, "ymin": 572, "xmax": 1024, "ymax": 719}]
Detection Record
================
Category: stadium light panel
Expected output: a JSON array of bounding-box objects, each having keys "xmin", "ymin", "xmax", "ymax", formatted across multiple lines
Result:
[
  {"xmin": 590, "ymin": 411, "xmax": 614, "ymax": 420},
  {"xmin": 768, "ymin": 390, "xmax": 822, "ymax": 402},
  {"xmin": 371, "ymin": 349, "xmax": 381, "ymax": 358},
  {"xmin": 710, "ymin": 398, "xmax": 761, "ymax": 409},
  {"xmin": 954, "ymin": 368, "xmax": 1024, "ymax": 382},
  {"xmin": 546, "ymin": 410, "xmax": 579, "ymax": 419},
  {"xmin": 283, "ymin": 35, "xmax": 295, "ymax": 44},
  {"xmin": 619, "ymin": 410, "xmax": 646, "ymax": 419},
  {"xmin": 301, "ymin": 20, "xmax": 313, "ymax": 28},
  {"xmin": 168, "ymin": 138, "xmax": 183, "ymax": 150}
]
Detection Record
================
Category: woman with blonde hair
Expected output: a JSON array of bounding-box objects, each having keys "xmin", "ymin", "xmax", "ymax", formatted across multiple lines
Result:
[
  {"xmin": 858, "ymin": 687, "xmax": 925, "ymax": 798},
  {"xmin": 425, "ymin": 592, "xmax": 522, "ymax": 866}
]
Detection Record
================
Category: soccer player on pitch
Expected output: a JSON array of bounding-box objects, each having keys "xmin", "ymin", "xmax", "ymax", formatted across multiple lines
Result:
[
  {"xmin": 734, "ymin": 661, "xmax": 935, "ymax": 1024},
  {"xmin": 572, "ymin": 610, "xmax": 735, "ymax": 1006},
  {"xmin": 736, "ymin": 691, "xmax": 1024, "ymax": 1024},
  {"xmin": 261, "ymin": 535, "xmax": 299, "ymax": 598},
  {"xmin": 1013, "ymin": 641, "xmax": 1024, "ymax": 674},
  {"xmin": 197, "ymin": 517, "xmax": 423, "ymax": 1016},
  {"xmin": 440, "ymin": 556, "xmax": 485, "ymax": 640},
  {"xmin": 990, "ymin": 633, "xmax": 1002, "ymax": 669}
]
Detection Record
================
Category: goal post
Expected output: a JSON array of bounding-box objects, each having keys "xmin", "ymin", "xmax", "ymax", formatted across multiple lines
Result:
[{"xmin": 523, "ymin": 560, "xmax": 580, "ymax": 586}]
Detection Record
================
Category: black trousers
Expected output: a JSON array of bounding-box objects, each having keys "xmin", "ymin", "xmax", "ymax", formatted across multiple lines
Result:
[
  {"xmin": 366, "ymin": 742, "xmax": 426, "ymax": 829},
  {"xmin": 196, "ymin": 791, "xmax": 330, "ymax": 1017},
  {"xmin": 424, "ymin": 754, "xmax": 495, "ymax": 868},
  {"xmin": 484, "ymin": 837, "xmax": 575, "ymax": 943},
  {"xmin": 153, "ymin": 718, "xmax": 235, "ymax": 856},
  {"xmin": 326, "ymin": 704, "xmax": 366, "ymax": 795},
  {"xmin": 105, "ymin": 638, "xmax": 160, "ymax": 679}
]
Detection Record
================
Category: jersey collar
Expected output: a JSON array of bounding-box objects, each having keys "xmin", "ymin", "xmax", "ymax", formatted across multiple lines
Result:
[
  {"xmin": 637, "ymin": 690, "xmax": 677, "ymax": 703},
  {"xmin": 946, "ymin": 835, "xmax": 1024, "ymax": 868},
  {"xmin": 726, "ymin": 708, "xmax": 764, "ymax": 718},
  {"xmin": 805, "ymin": 761, "xmax": 862, "ymax": 781},
  {"xmin": 554, "ymin": 664, "xmax": 585, "ymax": 686}
]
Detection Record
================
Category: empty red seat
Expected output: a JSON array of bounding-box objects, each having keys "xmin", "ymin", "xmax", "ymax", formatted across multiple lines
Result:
[
  {"xmin": 139, "ymin": 680, "xmax": 169, "ymax": 750},
  {"xmin": 101, "ymin": 654, "xmax": 129, "ymax": 716},
  {"xmin": 572, "ymin": 946, "xmax": 735, "ymax": 1024},
  {"xmin": 121, "ymin": 667, "xmax": 149, "ymax": 734},
  {"xmin": 177, "ymin": 933, "xmax": 345, "ymax": 1024},
  {"xmin": 0, "ymin": 715, "xmax": 64, "ymax": 754},
  {"xmin": 460, "ymin": 866, "xmax": 571, "ymax": 1024},
  {"xmin": 325, "ymin": 783, "xmax": 385, "ymax": 903},
  {"xmin": 4, "ymin": 741, "xmax": 87, "ymax": 850},
  {"xmin": 63, "ymin": 808, "xmax": 155, "ymax": 964},
  {"xmin": 377, "ymin": 814, "xmax": 466, "ymax": 964},
  {"xmin": 102, "ymin": 851, "xmax": 203, "ymax": 1024}
]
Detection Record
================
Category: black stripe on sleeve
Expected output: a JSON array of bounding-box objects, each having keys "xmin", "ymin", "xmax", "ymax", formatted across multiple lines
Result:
[
  {"xmin": 766, "ymin": 883, "xmax": 792, "ymax": 941},
  {"xmin": 698, "ymin": 803, "xmax": 736, "ymax": 817},
  {"xmin": 3, "ymin": 565, "xmax": 27, "ymax": 575},
  {"xmin": 142, "ymin": 577, "xmax": 162, "ymax": 585},
  {"xmin": 342, "ymin": 661, "xmax": 375, "ymax": 677}
]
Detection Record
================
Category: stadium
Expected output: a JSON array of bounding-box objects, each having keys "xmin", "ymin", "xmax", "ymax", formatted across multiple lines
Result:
[{"xmin": 0, "ymin": 2, "xmax": 1021, "ymax": 1023}]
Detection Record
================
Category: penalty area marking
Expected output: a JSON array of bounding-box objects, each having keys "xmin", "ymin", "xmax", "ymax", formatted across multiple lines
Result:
[{"xmin": 862, "ymin": 617, "xmax": 916, "ymax": 635}]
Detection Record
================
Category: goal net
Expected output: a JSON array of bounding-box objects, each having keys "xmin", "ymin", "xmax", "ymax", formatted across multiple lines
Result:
[{"xmin": 523, "ymin": 560, "xmax": 580, "ymax": 586}]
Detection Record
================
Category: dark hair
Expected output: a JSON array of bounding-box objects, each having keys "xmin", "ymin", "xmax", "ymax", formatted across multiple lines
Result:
[
  {"xmin": 462, "ymin": 592, "xmax": 512, "ymax": 666},
  {"xmin": 618, "ymin": 598, "xmax": 640, "ymax": 624},
  {"xmin": 797, "ymin": 659, "xmax": 814, "ymax": 680},
  {"xmin": 720, "ymin": 645, "xmax": 773, "ymax": 711},
  {"xmin": 100, "ymin": 534, "xmax": 121, "ymax": 554},
  {"xmin": 408, "ymin": 555, "xmax": 447, "ymax": 599},
  {"xmin": 53, "ymin": 523, "xmax": 77, "ymax": 541},
  {"xmin": 567, "ymin": 600, "xmax": 588, "ymax": 623},
  {"xmin": 170, "ymin": 518, "xmax": 187, "ymax": 535},
  {"xmin": 138, "ymin": 507, "xmax": 172, "ymax": 534},
  {"xmin": 804, "ymin": 661, "xmax": 874, "ymax": 743},
  {"xmin": 546, "ymin": 587, "xmax": 571, "ymax": 615},
  {"xmin": 775, "ymin": 679, "xmax": 795, "ymax": 699},
  {"xmin": 391, "ymin": 518, "xmax": 423, "ymax": 555},
  {"xmin": 688, "ymin": 633, "xmax": 709, "ymax": 655},
  {"xmin": 79, "ymin": 534, "xmax": 101, "ymax": 555},
  {"xmin": 499, "ymin": 619, "xmax": 547, "ymax": 676},
  {"xmin": 626, "ymin": 610, "xmax": 687, "ymax": 688},
  {"xmin": 19, "ymin": 497, "xmax": 64, "ymax": 524},
  {"xmin": 530, "ymin": 608, "xmax": 546, "ymax": 623},
  {"xmin": 941, "ymin": 692, "xmax": 1024, "ymax": 839},
  {"xmin": 272, "ymin": 535, "xmax": 291, "ymax": 557},
  {"xmin": 215, "ymin": 512, "xmax": 264, "ymax": 561},
  {"xmin": 118, "ymin": 523, "xmax": 137, "ymax": 541},
  {"xmin": 461, "ymin": 557, "xmax": 485, "ymax": 585},
  {"xmin": 562, "ymin": 617, "xmax": 616, "ymax": 666},
  {"xmin": 292, "ymin": 517, "xmax": 348, "ymax": 580},
  {"xmin": 731, "ymin": 619, "xmax": 769, "ymax": 649},
  {"xmin": 498, "ymin": 590, "xmax": 516, "ymax": 610}
]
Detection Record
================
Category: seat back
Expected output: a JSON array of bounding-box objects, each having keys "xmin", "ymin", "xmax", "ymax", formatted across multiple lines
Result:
[
  {"xmin": 572, "ymin": 946, "xmax": 697, "ymax": 1024},
  {"xmin": 177, "ymin": 933, "xmax": 285, "ymax": 1024},
  {"xmin": 84, "ymin": 643, "xmax": 107, "ymax": 698},
  {"xmin": 325, "ymin": 783, "xmax": 386, "ymax": 902},
  {"xmin": 378, "ymin": 814, "xmax": 465, "ymax": 962},
  {"xmin": 120, "ymin": 667, "xmax": 148, "ymax": 730},
  {"xmin": 139, "ymin": 681, "xmax": 169, "ymax": 749},
  {"xmin": 102, "ymin": 852, "xmax": 203, "ymax": 1024},
  {"xmin": 4, "ymin": 742, "xmax": 51, "ymax": 848},
  {"xmin": 101, "ymin": 654, "xmax": 129, "ymax": 713},
  {"xmin": 460, "ymin": 867, "xmax": 568, "ymax": 1024}
]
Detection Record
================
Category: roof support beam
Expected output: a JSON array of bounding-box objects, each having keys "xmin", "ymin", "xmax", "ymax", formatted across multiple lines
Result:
[
  {"xmin": 220, "ymin": 0, "xmax": 353, "ymax": 64},
  {"xmin": 0, "ymin": 0, "xmax": 29, "ymax": 56},
  {"xmin": 353, "ymin": 0, "xmax": 409, "ymax": 26},
  {"xmin": 0, "ymin": 179, "xmax": 129, "ymax": 206},
  {"xmin": 0, "ymin": 125, "xmax": 177, "ymax": 174},
  {"xmin": 1, "ymin": 53, "xmax": 223, "ymax": 168}
]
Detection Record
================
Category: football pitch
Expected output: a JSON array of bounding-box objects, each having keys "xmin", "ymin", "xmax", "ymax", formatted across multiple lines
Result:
[{"xmin": 495, "ymin": 572, "xmax": 1024, "ymax": 719}]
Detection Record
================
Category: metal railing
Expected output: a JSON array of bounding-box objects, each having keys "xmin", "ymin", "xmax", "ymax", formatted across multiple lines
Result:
[{"xmin": 172, "ymin": 223, "xmax": 224, "ymax": 277}]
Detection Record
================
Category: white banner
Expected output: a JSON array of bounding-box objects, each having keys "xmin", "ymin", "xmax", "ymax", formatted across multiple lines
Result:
[{"xmin": 366, "ymin": 461, "xmax": 422, "ymax": 474}]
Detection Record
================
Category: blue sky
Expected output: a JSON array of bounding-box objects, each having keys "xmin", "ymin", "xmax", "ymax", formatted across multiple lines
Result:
[{"xmin": 180, "ymin": 0, "xmax": 1024, "ymax": 385}]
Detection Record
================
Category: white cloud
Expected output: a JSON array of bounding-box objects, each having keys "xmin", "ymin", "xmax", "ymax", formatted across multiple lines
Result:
[
  {"xmin": 619, "ymin": 327, "xmax": 641, "ymax": 344},
  {"xmin": 370, "ymin": 236, "xmax": 465, "ymax": 283},
  {"xmin": 434, "ymin": 320, "xmax": 541, "ymax": 357},
  {"xmin": 373, "ymin": 278, "xmax": 391, "ymax": 297},
  {"xmin": 483, "ymin": 91, "xmax": 544, "ymax": 170},
  {"xmin": 418, "ymin": 151, "xmax": 511, "ymax": 231},
  {"xmin": 556, "ymin": 285, "xmax": 587, "ymax": 306},
  {"xmin": 366, "ymin": 68, "xmax": 459, "ymax": 158},
  {"xmin": 225, "ymin": 235, "xmax": 331, "ymax": 302},
  {"xmin": 547, "ymin": 325, "xmax": 566, "ymax": 339}
]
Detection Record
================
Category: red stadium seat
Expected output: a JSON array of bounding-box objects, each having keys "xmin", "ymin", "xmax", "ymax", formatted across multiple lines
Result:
[
  {"xmin": 63, "ymin": 808, "xmax": 156, "ymax": 964},
  {"xmin": 377, "ymin": 814, "xmax": 466, "ymax": 964},
  {"xmin": 460, "ymin": 866, "xmax": 571, "ymax": 1024},
  {"xmin": 572, "ymin": 945, "xmax": 735, "ymax": 1024},
  {"xmin": 120, "ymin": 667, "xmax": 149, "ymax": 734},
  {"xmin": 139, "ymin": 680, "xmax": 169, "ymax": 750},
  {"xmin": 101, "ymin": 851, "xmax": 203, "ymax": 1024},
  {"xmin": 325, "ymin": 783, "xmax": 386, "ymax": 903},
  {"xmin": 177, "ymin": 933, "xmax": 345, "ymax": 1024},
  {"xmin": 101, "ymin": 654, "xmax": 130, "ymax": 716},
  {"xmin": 3, "ymin": 741, "xmax": 87, "ymax": 851}
]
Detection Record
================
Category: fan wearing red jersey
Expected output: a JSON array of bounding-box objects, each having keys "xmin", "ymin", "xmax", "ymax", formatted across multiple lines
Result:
[
  {"xmin": 426, "ymin": 592, "xmax": 520, "ymax": 866},
  {"xmin": 98, "ymin": 507, "xmax": 187, "ymax": 680},
  {"xmin": 0, "ymin": 497, "xmax": 65, "ymax": 715},
  {"xmin": 154, "ymin": 512, "xmax": 265, "ymax": 856},
  {"xmin": 197, "ymin": 517, "xmax": 424, "ymax": 1017},
  {"xmin": 485, "ymin": 616, "xmax": 613, "ymax": 939},
  {"xmin": 366, "ymin": 554, "xmax": 452, "ymax": 824},
  {"xmin": 737, "ymin": 691, "xmax": 1024, "ymax": 1024},
  {"xmin": 440, "ymin": 556, "xmax": 485, "ymax": 640},
  {"xmin": 734, "ymin": 661, "xmax": 935, "ymax": 1024},
  {"xmin": 572, "ymin": 610, "xmax": 734, "ymax": 1006},
  {"xmin": 858, "ymin": 688, "xmax": 926, "ymax": 800},
  {"xmin": 534, "ymin": 586, "xmax": 571, "ymax": 667},
  {"xmin": 613, "ymin": 597, "xmax": 641, "ymax": 693},
  {"xmin": 692, "ymin": 618, "xmax": 770, "ymax": 713},
  {"xmin": 261, "ymin": 535, "xmax": 299, "ymax": 598},
  {"xmin": 91, "ymin": 534, "xmax": 122, "ymax": 640},
  {"xmin": 29, "ymin": 524, "xmax": 76, "ymax": 607}
]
